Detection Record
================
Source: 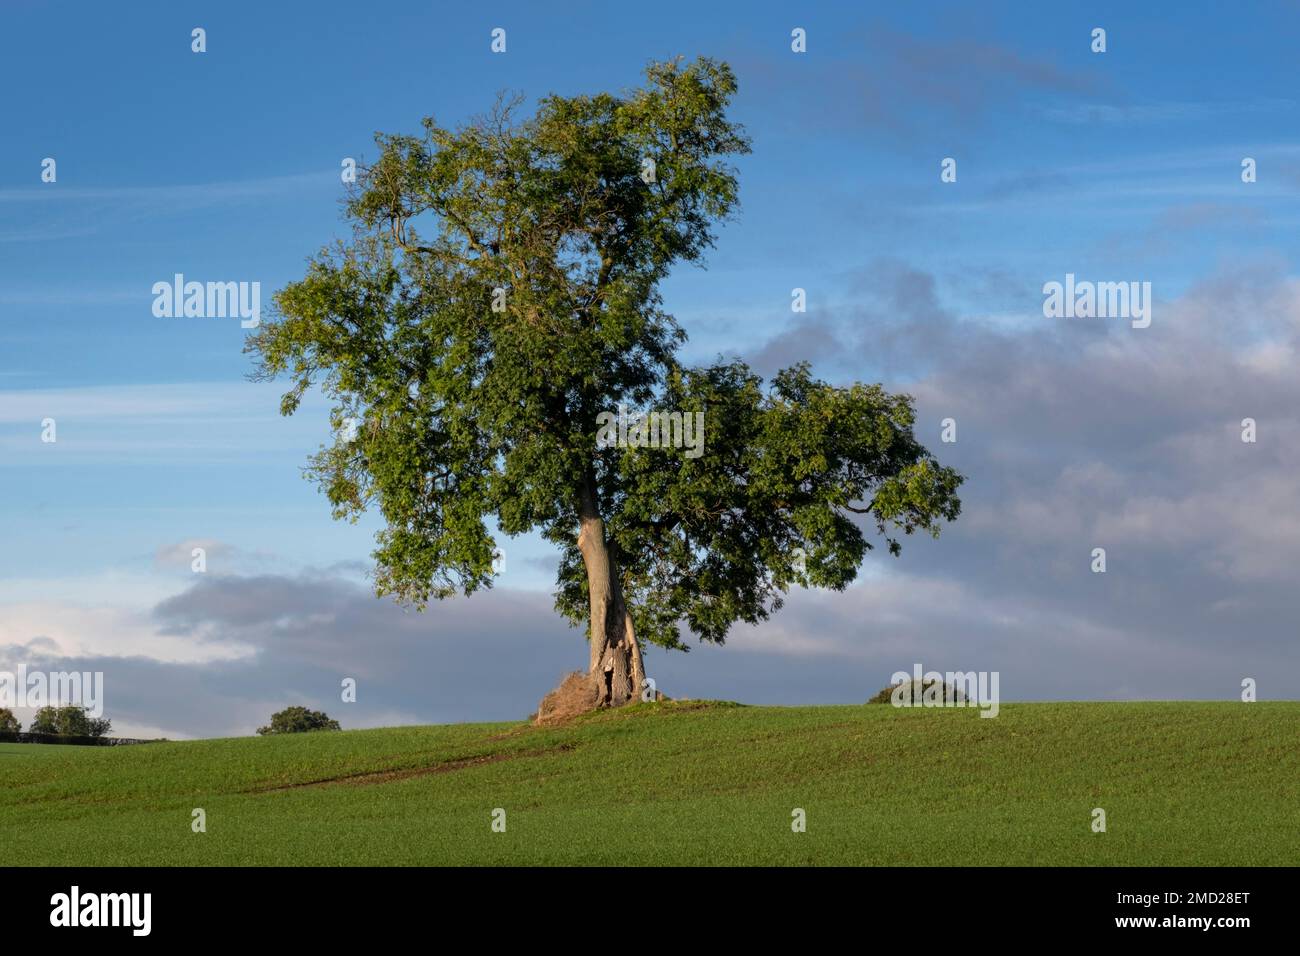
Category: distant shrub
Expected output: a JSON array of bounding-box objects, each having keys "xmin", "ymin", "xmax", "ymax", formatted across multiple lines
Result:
[
  {"xmin": 26, "ymin": 705, "xmax": 111, "ymax": 737},
  {"xmin": 257, "ymin": 706, "xmax": 341, "ymax": 736},
  {"xmin": 867, "ymin": 679, "xmax": 966, "ymax": 706},
  {"xmin": 0, "ymin": 708, "xmax": 20, "ymax": 733}
]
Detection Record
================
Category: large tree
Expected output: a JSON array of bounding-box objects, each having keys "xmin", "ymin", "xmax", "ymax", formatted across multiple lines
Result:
[{"xmin": 248, "ymin": 58, "xmax": 962, "ymax": 710}]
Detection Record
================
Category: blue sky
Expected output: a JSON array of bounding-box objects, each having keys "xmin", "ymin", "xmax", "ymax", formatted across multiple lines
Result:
[{"xmin": 3, "ymin": 1, "xmax": 1300, "ymax": 737}]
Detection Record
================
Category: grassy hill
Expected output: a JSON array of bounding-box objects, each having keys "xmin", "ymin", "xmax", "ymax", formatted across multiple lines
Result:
[{"xmin": 3, "ymin": 701, "xmax": 1297, "ymax": 866}]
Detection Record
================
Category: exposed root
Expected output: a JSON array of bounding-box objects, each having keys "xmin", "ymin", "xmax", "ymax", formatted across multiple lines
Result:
[{"xmin": 534, "ymin": 671, "xmax": 602, "ymax": 726}]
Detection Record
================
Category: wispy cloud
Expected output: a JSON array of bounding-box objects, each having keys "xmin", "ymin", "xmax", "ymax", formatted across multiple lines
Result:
[
  {"xmin": 0, "ymin": 169, "xmax": 341, "ymax": 242},
  {"xmin": 1039, "ymin": 98, "xmax": 1297, "ymax": 125},
  {"xmin": 0, "ymin": 169, "xmax": 337, "ymax": 206},
  {"xmin": 0, "ymin": 381, "xmax": 330, "ymax": 465}
]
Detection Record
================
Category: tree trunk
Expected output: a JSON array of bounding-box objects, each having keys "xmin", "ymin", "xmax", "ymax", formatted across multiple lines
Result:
[{"xmin": 578, "ymin": 478, "xmax": 643, "ymax": 708}]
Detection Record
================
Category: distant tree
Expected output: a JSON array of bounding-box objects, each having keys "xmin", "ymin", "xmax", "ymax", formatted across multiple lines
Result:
[
  {"xmin": 257, "ymin": 706, "xmax": 342, "ymax": 736},
  {"xmin": 27, "ymin": 707, "xmax": 57, "ymax": 734},
  {"xmin": 867, "ymin": 679, "xmax": 964, "ymax": 705},
  {"xmin": 0, "ymin": 708, "xmax": 20, "ymax": 734},
  {"xmin": 27, "ymin": 705, "xmax": 111, "ymax": 738}
]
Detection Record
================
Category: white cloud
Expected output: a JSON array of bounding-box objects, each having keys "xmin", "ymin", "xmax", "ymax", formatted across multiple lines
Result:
[{"xmin": 0, "ymin": 600, "xmax": 254, "ymax": 663}]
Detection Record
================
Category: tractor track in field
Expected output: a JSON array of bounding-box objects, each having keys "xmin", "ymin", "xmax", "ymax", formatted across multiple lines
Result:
[{"xmin": 246, "ymin": 742, "xmax": 577, "ymax": 793}]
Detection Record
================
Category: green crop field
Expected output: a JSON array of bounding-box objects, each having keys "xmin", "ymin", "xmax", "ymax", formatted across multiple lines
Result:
[{"xmin": 2, "ymin": 701, "xmax": 1297, "ymax": 866}]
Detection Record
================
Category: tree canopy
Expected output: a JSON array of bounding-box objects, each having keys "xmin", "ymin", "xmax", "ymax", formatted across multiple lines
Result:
[{"xmin": 248, "ymin": 57, "xmax": 962, "ymax": 694}]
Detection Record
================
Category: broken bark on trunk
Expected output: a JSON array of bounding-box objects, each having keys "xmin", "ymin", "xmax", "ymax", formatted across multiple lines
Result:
[{"xmin": 578, "ymin": 478, "xmax": 643, "ymax": 708}]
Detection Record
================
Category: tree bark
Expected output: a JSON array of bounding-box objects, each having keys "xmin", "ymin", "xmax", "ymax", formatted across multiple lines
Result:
[{"xmin": 577, "ymin": 476, "xmax": 642, "ymax": 708}]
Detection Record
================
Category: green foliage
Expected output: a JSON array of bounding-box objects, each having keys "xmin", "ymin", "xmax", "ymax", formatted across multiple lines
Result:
[
  {"xmin": 248, "ymin": 57, "xmax": 962, "ymax": 649},
  {"xmin": 557, "ymin": 361, "xmax": 963, "ymax": 647},
  {"xmin": 0, "ymin": 708, "xmax": 20, "ymax": 734},
  {"xmin": 27, "ymin": 705, "xmax": 111, "ymax": 738},
  {"xmin": 257, "ymin": 706, "xmax": 342, "ymax": 736},
  {"xmin": 26, "ymin": 707, "xmax": 56, "ymax": 734},
  {"xmin": 866, "ymin": 679, "xmax": 965, "ymax": 705}
]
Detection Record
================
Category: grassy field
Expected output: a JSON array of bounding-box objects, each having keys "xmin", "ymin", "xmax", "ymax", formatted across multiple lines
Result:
[{"xmin": 2, "ymin": 701, "xmax": 1297, "ymax": 866}]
